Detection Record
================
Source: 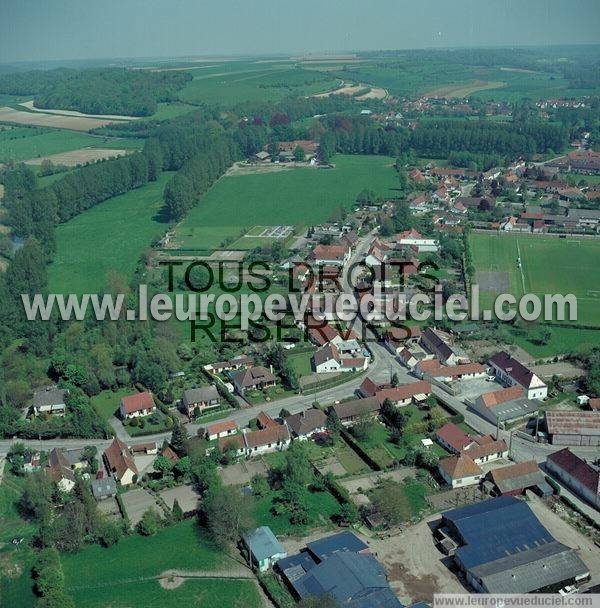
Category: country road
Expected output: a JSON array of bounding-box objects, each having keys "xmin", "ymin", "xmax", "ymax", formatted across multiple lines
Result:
[{"xmin": 1, "ymin": 231, "xmax": 598, "ymax": 519}]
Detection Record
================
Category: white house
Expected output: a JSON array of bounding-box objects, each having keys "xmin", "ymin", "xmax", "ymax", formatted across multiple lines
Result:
[
  {"xmin": 242, "ymin": 527, "xmax": 287, "ymax": 572},
  {"xmin": 393, "ymin": 228, "xmax": 439, "ymax": 253},
  {"xmin": 438, "ymin": 454, "xmax": 483, "ymax": 488},
  {"xmin": 489, "ymin": 351, "xmax": 548, "ymax": 400},
  {"xmin": 32, "ymin": 387, "xmax": 68, "ymax": 416},
  {"xmin": 119, "ymin": 391, "xmax": 156, "ymax": 419}
]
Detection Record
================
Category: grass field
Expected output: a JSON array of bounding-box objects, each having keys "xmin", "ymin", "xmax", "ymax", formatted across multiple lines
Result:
[
  {"xmin": 68, "ymin": 579, "xmax": 261, "ymax": 608},
  {"xmin": 62, "ymin": 520, "xmax": 223, "ymax": 587},
  {"xmin": 0, "ymin": 126, "xmax": 142, "ymax": 162},
  {"xmin": 470, "ymin": 233, "xmax": 600, "ymax": 327},
  {"xmin": 59, "ymin": 519, "xmax": 262, "ymax": 608},
  {"xmin": 175, "ymin": 155, "xmax": 398, "ymax": 250},
  {"xmin": 49, "ymin": 173, "xmax": 172, "ymax": 294},
  {"xmin": 179, "ymin": 63, "xmax": 339, "ymax": 106}
]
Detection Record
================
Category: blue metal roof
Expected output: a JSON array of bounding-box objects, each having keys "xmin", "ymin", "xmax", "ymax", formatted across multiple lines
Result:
[
  {"xmin": 306, "ymin": 531, "xmax": 368, "ymax": 561},
  {"xmin": 442, "ymin": 496, "xmax": 555, "ymax": 570},
  {"xmin": 242, "ymin": 526, "xmax": 285, "ymax": 562}
]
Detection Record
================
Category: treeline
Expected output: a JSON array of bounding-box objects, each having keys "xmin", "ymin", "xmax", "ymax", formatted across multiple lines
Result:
[
  {"xmin": 410, "ymin": 119, "xmax": 567, "ymax": 157},
  {"xmin": 163, "ymin": 137, "xmax": 238, "ymax": 220},
  {"xmin": 0, "ymin": 68, "xmax": 191, "ymax": 116},
  {"xmin": 4, "ymin": 147, "xmax": 162, "ymax": 254}
]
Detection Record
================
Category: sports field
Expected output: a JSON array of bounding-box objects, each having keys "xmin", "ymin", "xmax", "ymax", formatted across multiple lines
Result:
[
  {"xmin": 175, "ymin": 155, "xmax": 398, "ymax": 250},
  {"xmin": 471, "ymin": 233, "xmax": 600, "ymax": 327},
  {"xmin": 49, "ymin": 173, "xmax": 172, "ymax": 294}
]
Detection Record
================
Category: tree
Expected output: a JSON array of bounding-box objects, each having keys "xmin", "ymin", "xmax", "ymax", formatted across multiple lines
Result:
[
  {"xmin": 137, "ymin": 508, "xmax": 162, "ymax": 536},
  {"xmin": 153, "ymin": 455, "xmax": 173, "ymax": 476},
  {"xmin": 279, "ymin": 408, "xmax": 291, "ymax": 419},
  {"xmin": 293, "ymin": 145, "xmax": 305, "ymax": 162},
  {"xmin": 170, "ymin": 422, "xmax": 189, "ymax": 456},
  {"xmin": 391, "ymin": 372, "xmax": 399, "ymax": 387},
  {"xmin": 337, "ymin": 502, "xmax": 359, "ymax": 525},
  {"xmin": 202, "ymin": 486, "xmax": 256, "ymax": 547},
  {"xmin": 250, "ymin": 474, "xmax": 269, "ymax": 497},
  {"xmin": 172, "ymin": 498, "xmax": 184, "ymax": 521}
]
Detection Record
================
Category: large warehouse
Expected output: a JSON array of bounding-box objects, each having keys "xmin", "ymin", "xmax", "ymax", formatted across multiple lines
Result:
[
  {"xmin": 436, "ymin": 496, "xmax": 589, "ymax": 593},
  {"xmin": 545, "ymin": 410, "xmax": 600, "ymax": 446}
]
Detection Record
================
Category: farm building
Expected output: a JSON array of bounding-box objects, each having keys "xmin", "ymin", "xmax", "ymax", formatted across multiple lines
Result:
[
  {"xmin": 485, "ymin": 460, "xmax": 552, "ymax": 497},
  {"xmin": 309, "ymin": 244, "xmax": 351, "ymax": 266},
  {"xmin": 488, "ymin": 352, "xmax": 548, "ymax": 400},
  {"xmin": 544, "ymin": 410, "xmax": 600, "ymax": 446},
  {"xmin": 242, "ymin": 526, "xmax": 287, "ymax": 572},
  {"xmin": 181, "ymin": 386, "xmax": 220, "ymax": 417},
  {"xmin": 546, "ymin": 448, "xmax": 600, "ymax": 510},
  {"xmin": 420, "ymin": 327, "xmax": 469, "ymax": 366},
  {"xmin": 392, "ymin": 228, "xmax": 439, "ymax": 253},
  {"xmin": 416, "ymin": 359, "xmax": 487, "ymax": 383},
  {"xmin": 436, "ymin": 496, "xmax": 590, "ymax": 593},
  {"xmin": 469, "ymin": 386, "xmax": 540, "ymax": 426},
  {"xmin": 276, "ymin": 532, "xmax": 401, "ymax": 607},
  {"xmin": 119, "ymin": 391, "xmax": 156, "ymax": 419}
]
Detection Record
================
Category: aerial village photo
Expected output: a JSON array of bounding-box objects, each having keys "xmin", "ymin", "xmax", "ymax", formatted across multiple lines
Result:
[{"xmin": 0, "ymin": 1, "xmax": 599, "ymax": 607}]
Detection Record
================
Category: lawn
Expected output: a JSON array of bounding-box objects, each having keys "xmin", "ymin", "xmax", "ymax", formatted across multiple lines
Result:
[
  {"xmin": 0, "ymin": 548, "xmax": 36, "ymax": 608},
  {"xmin": 91, "ymin": 387, "xmax": 131, "ymax": 421},
  {"xmin": 369, "ymin": 478, "xmax": 430, "ymax": 525},
  {"xmin": 0, "ymin": 126, "xmax": 142, "ymax": 162},
  {"xmin": 287, "ymin": 349, "xmax": 315, "ymax": 377},
  {"xmin": 253, "ymin": 487, "xmax": 340, "ymax": 536},
  {"xmin": 49, "ymin": 173, "xmax": 172, "ymax": 294},
  {"xmin": 68, "ymin": 579, "xmax": 262, "ymax": 608},
  {"xmin": 0, "ymin": 471, "xmax": 36, "ymax": 543},
  {"xmin": 470, "ymin": 232, "xmax": 600, "ymax": 329},
  {"xmin": 124, "ymin": 410, "xmax": 174, "ymax": 436},
  {"xmin": 175, "ymin": 155, "xmax": 399, "ymax": 250},
  {"xmin": 61, "ymin": 519, "xmax": 223, "ymax": 588}
]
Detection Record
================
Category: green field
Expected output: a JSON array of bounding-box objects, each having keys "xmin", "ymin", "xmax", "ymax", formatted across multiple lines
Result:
[
  {"xmin": 62, "ymin": 520, "xmax": 222, "ymax": 586},
  {"xmin": 91, "ymin": 387, "xmax": 132, "ymax": 421},
  {"xmin": 471, "ymin": 233, "xmax": 600, "ymax": 326},
  {"xmin": 58, "ymin": 519, "xmax": 262, "ymax": 608},
  {"xmin": 175, "ymin": 155, "xmax": 398, "ymax": 250},
  {"xmin": 0, "ymin": 126, "xmax": 142, "ymax": 162},
  {"xmin": 178, "ymin": 62, "xmax": 339, "ymax": 106},
  {"xmin": 471, "ymin": 232, "xmax": 600, "ymax": 354},
  {"xmin": 49, "ymin": 173, "xmax": 172, "ymax": 294},
  {"xmin": 68, "ymin": 579, "xmax": 261, "ymax": 608}
]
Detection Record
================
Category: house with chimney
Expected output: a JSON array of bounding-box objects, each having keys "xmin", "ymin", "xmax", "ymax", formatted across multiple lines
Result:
[
  {"xmin": 103, "ymin": 438, "xmax": 139, "ymax": 486},
  {"xmin": 119, "ymin": 391, "xmax": 156, "ymax": 419}
]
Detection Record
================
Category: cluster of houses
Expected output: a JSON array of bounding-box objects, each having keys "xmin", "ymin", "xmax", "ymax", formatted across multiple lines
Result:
[{"xmin": 252, "ymin": 139, "xmax": 319, "ymax": 164}]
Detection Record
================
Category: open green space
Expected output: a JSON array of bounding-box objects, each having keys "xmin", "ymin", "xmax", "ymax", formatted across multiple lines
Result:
[
  {"xmin": 470, "ymin": 233, "xmax": 600, "ymax": 328},
  {"xmin": 509, "ymin": 325, "xmax": 600, "ymax": 358},
  {"xmin": 253, "ymin": 486, "xmax": 340, "ymax": 536},
  {"xmin": 287, "ymin": 349, "xmax": 315, "ymax": 377},
  {"xmin": 0, "ymin": 548, "xmax": 36, "ymax": 608},
  {"xmin": 91, "ymin": 387, "xmax": 131, "ymax": 421},
  {"xmin": 179, "ymin": 63, "xmax": 339, "ymax": 106},
  {"xmin": 49, "ymin": 172, "xmax": 172, "ymax": 294},
  {"xmin": 0, "ymin": 471, "xmax": 36, "ymax": 543},
  {"xmin": 62, "ymin": 519, "xmax": 222, "ymax": 587},
  {"xmin": 0, "ymin": 126, "xmax": 142, "ymax": 162},
  {"xmin": 145, "ymin": 101, "xmax": 198, "ymax": 121},
  {"xmin": 175, "ymin": 155, "xmax": 398, "ymax": 250},
  {"xmin": 68, "ymin": 578, "xmax": 262, "ymax": 608}
]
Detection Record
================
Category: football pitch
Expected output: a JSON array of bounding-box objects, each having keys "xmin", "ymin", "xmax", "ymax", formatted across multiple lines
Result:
[{"xmin": 470, "ymin": 233, "xmax": 600, "ymax": 327}]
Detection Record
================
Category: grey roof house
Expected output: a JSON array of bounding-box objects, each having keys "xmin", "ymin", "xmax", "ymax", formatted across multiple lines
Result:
[
  {"xmin": 33, "ymin": 387, "xmax": 68, "ymax": 416},
  {"xmin": 242, "ymin": 526, "xmax": 287, "ymax": 572},
  {"xmin": 91, "ymin": 477, "xmax": 117, "ymax": 501},
  {"xmin": 182, "ymin": 386, "xmax": 220, "ymax": 417}
]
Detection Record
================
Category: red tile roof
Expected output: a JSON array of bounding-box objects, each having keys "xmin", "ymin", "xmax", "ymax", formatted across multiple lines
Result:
[
  {"xmin": 547, "ymin": 448, "xmax": 600, "ymax": 497},
  {"xmin": 120, "ymin": 391, "xmax": 155, "ymax": 415},
  {"xmin": 104, "ymin": 438, "xmax": 138, "ymax": 479},
  {"xmin": 439, "ymin": 454, "xmax": 482, "ymax": 479},
  {"xmin": 375, "ymin": 380, "xmax": 431, "ymax": 404},
  {"xmin": 480, "ymin": 386, "xmax": 525, "ymax": 408},
  {"xmin": 436, "ymin": 423, "xmax": 473, "ymax": 453},
  {"xmin": 206, "ymin": 420, "xmax": 238, "ymax": 436}
]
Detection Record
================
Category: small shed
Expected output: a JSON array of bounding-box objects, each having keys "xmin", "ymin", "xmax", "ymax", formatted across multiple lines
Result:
[
  {"xmin": 242, "ymin": 526, "xmax": 287, "ymax": 572},
  {"xmin": 91, "ymin": 477, "xmax": 117, "ymax": 501}
]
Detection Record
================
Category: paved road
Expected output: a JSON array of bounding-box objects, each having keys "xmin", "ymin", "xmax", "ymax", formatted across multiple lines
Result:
[{"xmin": 1, "ymin": 232, "xmax": 597, "ymax": 483}]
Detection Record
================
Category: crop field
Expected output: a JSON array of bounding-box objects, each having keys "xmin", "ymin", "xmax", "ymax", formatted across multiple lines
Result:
[
  {"xmin": 0, "ymin": 106, "xmax": 119, "ymax": 131},
  {"xmin": 179, "ymin": 63, "xmax": 340, "ymax": 106},
  {"xmin": 49, "ymin": 173, "xmax": 172, "ymax": 294},
  {"xmin": 24, "ymin": 147, "xmax": 133, "ymax": 166},
  {"xmin": 424, "ymin": 80, "xmax": 506, "ymax": 98},
  {"xmin": 175, "ymin": 155, "xmax": 398, "ymax": 250},
  {"xmin": 0, "ymin": 126, "xmax": 142, "ymax": 162}
]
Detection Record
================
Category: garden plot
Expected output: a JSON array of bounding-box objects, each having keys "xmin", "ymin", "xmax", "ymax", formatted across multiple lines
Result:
[
  {"xmin": 120, "ymin": 487, "xmax": 161, "ymax": 525},
  {"xmin": 220, "ymin": 458, "xmax": 270, "ymax": 486}
]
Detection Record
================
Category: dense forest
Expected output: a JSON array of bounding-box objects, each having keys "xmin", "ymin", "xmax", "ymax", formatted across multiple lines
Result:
[{"xmin": 0, "ymin": 68, "xmax": 192, "ymax": 116}]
